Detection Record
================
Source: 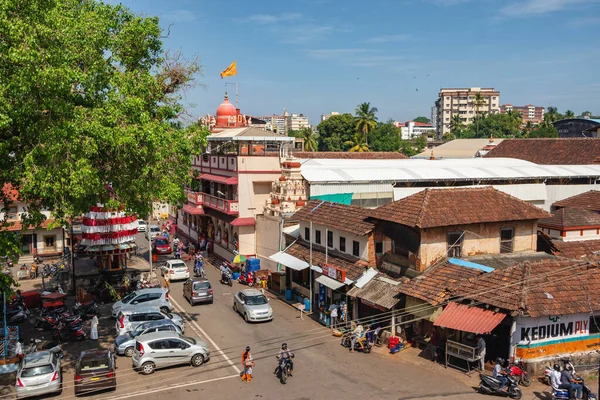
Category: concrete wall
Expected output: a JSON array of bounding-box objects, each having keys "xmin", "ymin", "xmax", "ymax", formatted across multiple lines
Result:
[
  {"xmin": 236, "ymin": 156, "xmax": 281, "ymax": 219},
  {"xmin": 255, "ymin": 214, "xmax": 281, "ymax": 272},
  {"xmin": 298, "ymin": 221, "xmax": 373, "ymax": 261},
  {"xmin": 238, "ymin": 225, "xmax": 255, "ymax": 256},
  {"xmin": 418, "ymin": 220, "xmax": 537, "ymax": 271}
]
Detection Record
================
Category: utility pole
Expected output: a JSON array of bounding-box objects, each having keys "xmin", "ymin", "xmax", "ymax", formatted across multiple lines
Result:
[
  {"xmin": 70, "ymin": 223, "xmax": 75, "ymax": 297},
  {"xmin": 148, "ymin": 213, "xmax": 153, "ymax": 276}
]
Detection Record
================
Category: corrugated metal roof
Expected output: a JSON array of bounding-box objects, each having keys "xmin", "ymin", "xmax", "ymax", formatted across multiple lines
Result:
[
  {"xmin": 300, "ymin": 158, "xmax": 600, "ymax": 184},
  {"xmin": 433, "ymin": 302, "xmax": 506, "ymax": 334},
  {"xmin": 347, "ymin": 274, "xmax": 404, "ymax": 310}
]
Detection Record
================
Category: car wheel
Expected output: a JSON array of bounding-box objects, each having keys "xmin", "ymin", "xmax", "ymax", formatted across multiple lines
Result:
[
  {"xmin": 159, "ymin": 306, "xmax": 169, "ymax": 313},
  {"xmin": 191, "ymin": 354, "xmax": 205, "ymax": 367},
  {"xmin": 209, "ymin": 299, "xmax": 214, "ymax": 305},
  {"xmin": 124, "ymin": 347, "xmax": 135, "ymax": 357},
  {"xmin": 244, "ymin": 313, "xmax": 249, "ymax": 323},
  {"xmin": 141, "ymin": 362, "xmax": 155, "ymax": 375}
]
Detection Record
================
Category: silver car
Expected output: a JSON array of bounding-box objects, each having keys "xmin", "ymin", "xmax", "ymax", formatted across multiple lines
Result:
[
  {"xmin": 16, "ymin": 351, "xmax": 62, "ymax": 399},
  {"xmin": 111, "ymin": 288, "xmax": 171, "ymax": 317},
  {"xmin": 233, "ymin": 288, "xmax": 273, "ymax": 323},
  {"xmin": 115, "ymin": 320, "xmax": 182, "ymax": 357},
  {"xmin": 146, "ymin": 225, "xmax": 160, "ymax": 240},
  {"xmin": 132, "ymin": 331, "xmax": 210, "ymax": 375},
  {"xmin": 115, "ymin": 306, "xmax": 185, "ymax": 337},
  {"xmin": 137, "ymin": 220, "xmax": 147, "ymax": 232}
]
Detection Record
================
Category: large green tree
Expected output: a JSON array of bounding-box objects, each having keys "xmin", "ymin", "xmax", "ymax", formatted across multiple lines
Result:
[
  {"xmin": 368, "ymin": 122, "xmax": 402, "ymax": 152},
  {"xmin": 0, "ymin": 0, "xmax": 208, "ymax": 293},
  {"xmin": 413, "ymin": 116, "xmax": 430, "ymax": 124},
  {"xmin": 462, "ymin": 114, "xmax": 522, "ymax": 138},
  {"xmin": 355, "ymin": 102, "xmax": 378, "ymax": 139},
  {"xmin": 316, "ymin": 113, "xmax": 355, "ymax": 151}
]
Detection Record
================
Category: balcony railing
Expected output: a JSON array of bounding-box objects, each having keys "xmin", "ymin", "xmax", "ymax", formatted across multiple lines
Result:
[{"xmin": 186, "ymin": 189, "xmax": 238, "ymax": 215}]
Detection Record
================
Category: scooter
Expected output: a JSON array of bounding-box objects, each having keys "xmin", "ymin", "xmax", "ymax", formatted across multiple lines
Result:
[
  {"xmin": 220, "ymin": 272, "xmax": 233, "ymax": 287},
  {"xmin": 478, "ymin": 374, "xmax": 522, "ymax": 399},
  {"xmin": 53, "ymin": 321, "xmax": 86, "ymax": 342},
  {"xmin": 238, "ymin": 272, "xmax": 254, "ymax": 286},
  {"xmin": 507, "ymin": 360, "xmax": 531, "ymax": 387},
  {"xmin": 3, "ymin": 306, "xmax": 29, "ymax": 324},
  {"xmin": 274, "ymin": 355, "xmax": 294, "ymax": 384},
  {"xmin": 341, "ymin": 334, "xmax": 372, "ymax": 353},
  {"xmin": 73, "ymin": 301, "xmax": 100, "ymax": 319}
]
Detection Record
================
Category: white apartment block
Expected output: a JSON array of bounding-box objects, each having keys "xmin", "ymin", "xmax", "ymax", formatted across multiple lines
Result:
[
  {"xmin": 435, "ymin": 87, "xmax": 501, "ymax": 136},
  {"xmin": 288, "ymin": 114, "xmax": 309, "ymax": 131},
  {"xmin": 320, "ymin": 112, "xmax": 339, "ymax": 122}
]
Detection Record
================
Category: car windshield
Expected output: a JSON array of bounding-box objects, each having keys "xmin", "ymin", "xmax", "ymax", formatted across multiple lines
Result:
[
  {"xmin": 171, "ymin": 262, "xmax": 186, "ymax": 269},
  {"xmin": 139, "ymin": 221, "xmax": 146, "ymax": 225},
  {"xmin": 150, "ymin": 227, "xmax": 160, "ymax": 232},
  {"xmin": 246, "ymin": 295, "xmax": 268, "ymax": 305},
  {"xmin": 179, "ymin": 334, "xmax": 197, "ymax": 345},
  {"xmin": 155, "ymin": 239, "xmax": 168, "ymax": 246},
  {"xmin": 121, "ymin": 292, "xmax": 137, "ymax": 304},
  {"xmin": 193, "ymin": 282, "xmax": 210, "ymax": 290},
  {"xmin": 21, "ymin": 365, "xmax": 53, "ymax": 377},
  {"xmin": 80, "ymin": 356, "xmax": 108, "ymax": 371},
  {"xmin": 131, "ymin": 324, "xmax": 151, "ymax": 337}
]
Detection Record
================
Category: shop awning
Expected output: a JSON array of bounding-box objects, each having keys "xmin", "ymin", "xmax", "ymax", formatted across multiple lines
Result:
[
  {"xmin": 182, "ymin": 204, "xmax": 205, "ymax": 215},
  {"xmin": 433, "ymin": 302, "xmax": 506, "ymax": 335},
  {"xmin": 268, "ymin": 251, "xmax": 309, "ymax": 271},
  {"xmin": 316, "ymin": 274, "xmax": 345, "ymax": 290},
  {"xmin": 231, "ymin": 217, "xmax": 255, "ymax": 227},
  {"xmin": 199, "ymin": 173, "xmax": 238, "ymax": 185},
  {"xmin": 347, "ymin": 274, "xmax": 403, "ymax": 310}
]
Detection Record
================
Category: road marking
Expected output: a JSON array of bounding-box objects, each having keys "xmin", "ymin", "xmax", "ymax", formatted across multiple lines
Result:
[
  {"xmin": 169, "ymin": 296, "xmax": 241, "ymax": 374},
  {"xmin": 97, "ymin": 374, "xmax": 239, "ymax": 400}
]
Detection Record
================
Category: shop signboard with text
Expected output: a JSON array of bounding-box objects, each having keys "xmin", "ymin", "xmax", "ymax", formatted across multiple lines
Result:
[{"xmin": 322, "ymin": 263, "xmax": 346, "ymax": 282}]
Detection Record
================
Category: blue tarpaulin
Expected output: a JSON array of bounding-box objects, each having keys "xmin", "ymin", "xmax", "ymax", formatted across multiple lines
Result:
[{"xmin": 309, "ymin": 193, "xmax": 353, "ymax": 205}]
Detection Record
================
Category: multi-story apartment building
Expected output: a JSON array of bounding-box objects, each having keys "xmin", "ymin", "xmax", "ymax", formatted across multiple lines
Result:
[
  {"xmin": 500, "ymin": 104, "xmax": 544, "ymax": 126},
  {"xmin": 435, "ymin": 87, "xmax": 501, "ymax": 137},
  {"xmin": 263, "ymin": 112, "xmax": 310, "ymax": 134},
  {"xmin": 288, "ymin": 114, "xmax": 309, "ymax": 131},
  {"xmin": 320, "ymin": 112, "xmax": 339, "ymax": 122},
  {"xmin": 394, "ymin": 120, "xmax": 435, "ymax": 140},
  {"xmin": 177, "ymin": 94, "xmax": 295, "ymax": 261}
]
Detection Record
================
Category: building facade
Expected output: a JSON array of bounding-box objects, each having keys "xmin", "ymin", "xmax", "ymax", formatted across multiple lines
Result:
[
  {"xmin": 500, "ymin": 104, "xmax": 544, "ymax": 126},
  {"xmin": 553, "ymin": 118, "xmax": 600, "ymax": 138},
  {"xmin": 435, "ymin": 87, "xmax": 501, "ymax": 137},
  {"xmin": 395, "ymin": 120, "xmax": 435, "ymax": 140},
  {"xmin": 288, "ymin": 114, "xmax": 309, "ymax": 131},
  {"xmin": 320, "ymin": 112, "xmax": 339, "ymax": 122}
]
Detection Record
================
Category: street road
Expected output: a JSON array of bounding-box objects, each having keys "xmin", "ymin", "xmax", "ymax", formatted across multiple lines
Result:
[{"xmin": 12, "ymin": 233, "xmax": 528, "ymax": 400}]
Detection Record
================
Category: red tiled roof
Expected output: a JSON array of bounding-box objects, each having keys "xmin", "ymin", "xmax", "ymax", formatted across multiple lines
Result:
[
  {"xmin": 285, "ymin": 240, "xmax": 369, "ymax": 281},
  {"xmin": 198, "ymin": 173, "xmax": 238, "ymax": 185},
  {"xmin": 538, "ymin": 207, "xmax": 600, "ymax": 229},
  {"xmin": 484, "ymin": 138, "xmax": 600, "ymax": 165},
  {"xmin": 433, "ymin": 302, "xmax": 506, "ymax": 335},
  {"xmin": 406, "ymin": 121, "xmax": 433, "ymax": 127},
  {"xmin": 1, "ymin": 183, "xmax": 19, "ymax": 201},
  {"xmin": 553, "ymin": 191, "xmax": 600, "ymax": 213},
  {"xmin": 2, "ymin": 219, "xmax": 56, "ymax": 232},
  {"xmin": 397, "ymin": 261, "xmax": 485, "ymax": 306},
  {"xmin": 231, "ymin": 217, "xmax": 255, "ymax": 227},
  {"xmin": 538, "ymin": 233, "xmax": 600, "ymax": 260},
  {"xmin": 292, "ymin": 200, "xmax": 375, "ymax": 236},
  {"xmin": 371, "ymin": 187, "xmax": 550, "ymax": 229},
  {"xmin": 455, "ymin": 259, "xmax": 600, "ymax": 317},
  {"xmin": 293, "ymin": 152, "xmax": 406, "ymax": 159},
  {"xmin": 182, "ymin": 204, "xmax": 204, "ymax": 215}
]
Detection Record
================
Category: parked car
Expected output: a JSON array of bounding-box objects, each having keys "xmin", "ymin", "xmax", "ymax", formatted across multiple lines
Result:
[
  {"xmin": 183, "ymin": 278, "xmax": 213, "ymax": 305},
  {"xmin": 115, "ymin": 319, "xmax": 182, "ymax": 357},
  {"xmin": 16, "ymin": 351, "xmax": 62, "ymax": 399},
  {"xmin": 115, "ymin": 307, "xmax": 185, "ymax": 337},
  {"xmin": 146, "ymin": 225, "xmax": 160, "ymax": 240},
  {"xmin": 152, "ymin": 236, "xmax": 172, "ymax": 255},
  {"xmin": 74, "ymin": 349, "xmax": 116, "ymax": 396},
  {"xmin": 160, "ymin": 259, "xmax": 189, "ymax": 281},
  {"xmin": 111, "ymin": 288, "xmax": 170, "ymax": 318},
  {"xmin": 137, "ymin": 220, "xmax": 147, "ymax": 233},
  {"xmin": 233, "ymin": 289, "xmax": 273, "ymax": 323},
  {"xmin": 132, "ymin": 331, "xmax": 210, "ymax": 375}
]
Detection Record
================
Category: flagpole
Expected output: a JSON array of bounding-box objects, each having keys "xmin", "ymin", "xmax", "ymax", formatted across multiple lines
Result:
[{"xmin": 225, "ymin": 82, "xmax": 239, "ymax": 108}]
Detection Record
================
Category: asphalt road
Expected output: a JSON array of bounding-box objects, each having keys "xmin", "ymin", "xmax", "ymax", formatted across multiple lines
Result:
[{"xmin": 5, "ymin": 233, "xmax": 508, "ymax": 400}]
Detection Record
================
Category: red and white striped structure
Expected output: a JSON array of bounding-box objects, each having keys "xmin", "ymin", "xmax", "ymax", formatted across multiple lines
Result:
[{"xmin": 81, "ymin": 206, "xmax": 138, "ymax": 246}]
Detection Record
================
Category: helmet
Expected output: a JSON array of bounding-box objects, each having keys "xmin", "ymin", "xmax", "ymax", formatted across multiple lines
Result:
[
  {"xmin": 554, "ymin": 364, "xmax": 561, "ymax": 372},
  {"xmin": 282, "ymin": 343, "xmax": 287, "ymax": 349},
  {"xmin": 495, "ymin": 357, "xmax": 503, "ymax": 365}
]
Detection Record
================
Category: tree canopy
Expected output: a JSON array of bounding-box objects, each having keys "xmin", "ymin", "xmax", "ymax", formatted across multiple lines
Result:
[
  {"xmin": 413, "ymin": 116, "xmax": 430, "ymax": 124},
  {"xmin": 0, "ymin": 0, "xmax": 208, "ymax": 293},
  {"xmin": 316, "ymin": 113, "xmax": 356, "ymax": 151}
]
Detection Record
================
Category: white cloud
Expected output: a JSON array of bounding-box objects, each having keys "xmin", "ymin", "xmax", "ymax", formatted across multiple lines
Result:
[
  {"xmin": 365, "ymin": 34, "xmax": 411, "ymax": 43},
  {"xmin": 242, "ymin": 12, "xmax": 301, "ymax": 24},
  {"xmin": 500, "ymin": 0, "xmax": 596, "ymax": 16}
]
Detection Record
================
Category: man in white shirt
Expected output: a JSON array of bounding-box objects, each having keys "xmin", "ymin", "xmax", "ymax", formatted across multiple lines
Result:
[
  {"xmin": 550, "ymin": 364, "xmax": 562, "ymax": 391},
  {"xmin": 330, "ymin": 306, "xmax": 338, "ymax": 329}
]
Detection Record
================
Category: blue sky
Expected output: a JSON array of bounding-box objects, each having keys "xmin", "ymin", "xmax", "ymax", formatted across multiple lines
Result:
[{"xmin": 109, "ymin": 0, "xmax": 600, "ymax": 124}]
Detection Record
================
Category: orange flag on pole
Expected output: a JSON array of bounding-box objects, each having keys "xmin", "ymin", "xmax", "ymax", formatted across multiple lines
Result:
[{"xmin": 220, "ymin": 60, "xmax": 237, "ymax": 79}]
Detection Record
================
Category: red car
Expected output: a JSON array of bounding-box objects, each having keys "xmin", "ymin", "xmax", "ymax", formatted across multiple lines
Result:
[{"xmin": 152, "ymin": 236, "xmax": 172, "ymax": 255}]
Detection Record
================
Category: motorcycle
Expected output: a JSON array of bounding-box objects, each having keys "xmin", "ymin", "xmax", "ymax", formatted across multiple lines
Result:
[
  {"xmin": 341, "ymin": 334, "xmax": 372, "ymax": 353},
  {"xmin": 73, "ymin": 301, "xmax": 99, "ymax": 320},
  {"xmin": 24, "ymin": 339, "xmax": 42, "ymax": 354},
  {"xmin": 36, "ymin": 311, "xmax": 82, "ymax": 330},
  {"xmin": 238, "ymin": 272, "xmax": 254, "ymax": 286},
  {"xmin": 220, "ymin": 272, "xmax": 233, "ymax": 287},
  {"xmin": 274, "ymin": 355, "xmax": 294, "ymax": 384},
  {"xmin": 508, "ymin": 360, "xmax": 531, "ymax": 387},
  {"xmin": 53, "ymin": 321, "xmax": 86, "ymax": 342},
  {"xmin": 3, "ymin": 305, "xmax": 29, "ymax": 324},
  {"xmin": 478, "ymin": 374, "xmax": 522, "ymax": 399}
]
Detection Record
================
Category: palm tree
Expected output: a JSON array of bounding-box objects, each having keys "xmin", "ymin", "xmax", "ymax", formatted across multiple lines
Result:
[
  {"xmin": 355, "ymin": 102, "xmax": 378, "ymax": 140},
  {"xmin": 506, "ymin": 109, "xmax": 523, "ymax": 131},
  {"xmin": 545, "ymin": 106, "xmax": 560, "ymax": 123},
  {"xmin": 564, "ymin": 110, "xmax": 575, "ymax": 119},
  {"xmin": 450, "ymin": 114, "xmax": 464, "ymax": 137},
  {"xmin": 522, "ymin": 121, "xmax": 534, "ymax": 137},
  {"xmin": 344, "ymin": 132, "xmax": 369, "ymax": 152},
  {"xmin": 473, "ymin": 92, "xmax": 487, "ymax": 137},
  {"xmin": 299, "ymin": 127, "xmax": 318, "ymax": 152}
]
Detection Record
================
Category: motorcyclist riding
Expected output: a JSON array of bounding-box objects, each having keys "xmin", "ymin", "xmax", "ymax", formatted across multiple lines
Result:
[
  {"xmin": 221, "ymin": 263, "xmax": 232, "ymax": 283},
  {"xmin": 277, "ymin": 343, "xmax": 294, "ymax": 376},
  {"xmin": 195, "ymin": 254, "xmax": 204, "ymax": 276},
  {"xmin": 492, "ymin": 357, "xmax": 508, "ymax": 391}
]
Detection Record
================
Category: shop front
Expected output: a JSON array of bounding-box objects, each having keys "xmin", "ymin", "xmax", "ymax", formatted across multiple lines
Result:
[{"xmin": 313, "ymin": 264, "xmax": 352, "ymax": 327}]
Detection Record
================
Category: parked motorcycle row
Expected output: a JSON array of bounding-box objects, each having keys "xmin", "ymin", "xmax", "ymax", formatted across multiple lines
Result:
[{"xmin": 34, "ymin": 301, "xmax": 99, "ymax": 342}]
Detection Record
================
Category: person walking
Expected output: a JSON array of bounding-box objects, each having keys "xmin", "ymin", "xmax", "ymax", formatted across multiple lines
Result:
[
  {"xmin": 476, "ymin": 335, "xmax": 487, "ymax": 371},
  {"xmin": 90, "ymin": 315, "xmax": 99, "ymax": 341},
  {"xmin": 241, "ymin": 346, "xmax": 254, "ymax": 382},
  {"xmin": 330, "ymin": 306, "xmax": 338, "ymax": 330},
  {"xmin": 163, "ymin": 272, "xmax": 170, "ymax": 290}
]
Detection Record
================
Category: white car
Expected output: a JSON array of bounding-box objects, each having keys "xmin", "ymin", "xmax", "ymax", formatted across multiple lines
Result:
[
  {"xmin": 137, "ymin": 220, "xmax": 147, "ymax": 232},
  {"xmin": 161, "ymin": 259, "xmax": 189, "ymax": 281},
  {"xmin": 146, "ymin": 225, "xmax": 160, "ymax": 240}
]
